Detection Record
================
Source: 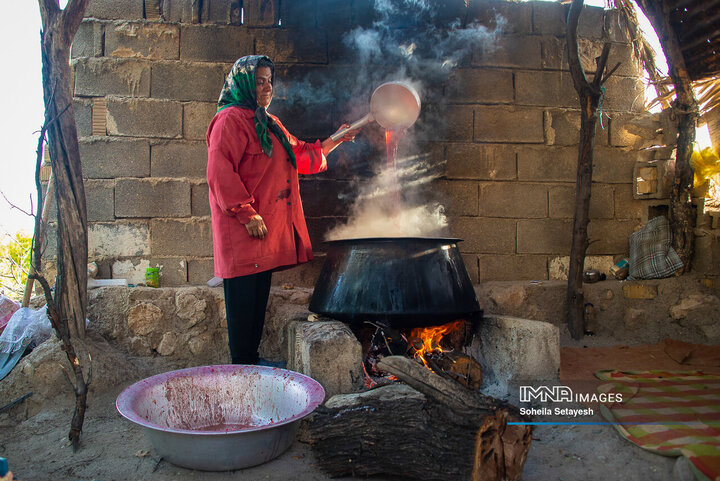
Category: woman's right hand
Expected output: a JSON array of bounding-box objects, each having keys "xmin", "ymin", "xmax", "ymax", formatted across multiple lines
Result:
[{"xmin": 245, "ymin": 214, "xmax": 267, "ymax": 239}]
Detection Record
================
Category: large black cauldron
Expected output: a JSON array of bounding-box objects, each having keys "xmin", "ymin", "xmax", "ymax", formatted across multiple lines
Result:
[{"xmin": 309, "ymin": 237, "xmax": 480, "ymax": 328}]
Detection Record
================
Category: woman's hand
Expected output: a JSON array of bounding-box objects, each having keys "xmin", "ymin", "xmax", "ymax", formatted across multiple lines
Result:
[
  {"xmin": 245, "ymin": 214, "xmax": 267, "ymax": 239},
  {"xmin": 322, "ymin": 123, "xmax": 361, "ymax": 156}
]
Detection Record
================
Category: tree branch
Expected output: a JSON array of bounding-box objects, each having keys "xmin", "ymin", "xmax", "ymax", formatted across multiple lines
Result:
[
  {"xmin": 593, "ymin": 43, "xmax": 612, "ymax": 89},
  {"xmin": 567, "ymin": 0, "xmax": 589, "ymax": 93},
  {"xmin": 62, "ymin": 0, "xmax": 92, "ymax": 44}
]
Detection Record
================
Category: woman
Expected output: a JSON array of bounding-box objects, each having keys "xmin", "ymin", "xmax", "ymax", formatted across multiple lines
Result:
[{"xmin": 206, "ymin": 55, "xmax": 358, "ymax": 365}]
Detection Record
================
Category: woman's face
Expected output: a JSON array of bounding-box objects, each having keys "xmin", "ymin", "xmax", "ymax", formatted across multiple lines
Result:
[{"xmin": 256, "ymin": 66, "xmax": 273, "ymax": 108}]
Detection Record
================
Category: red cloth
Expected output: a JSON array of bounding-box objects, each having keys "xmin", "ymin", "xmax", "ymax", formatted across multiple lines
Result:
[{"xmin": 206, "ymin": 106, "xmax": 327, "ymax": 278}]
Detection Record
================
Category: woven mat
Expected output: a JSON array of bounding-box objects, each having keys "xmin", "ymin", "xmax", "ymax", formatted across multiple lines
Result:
[{"xmin": 596, "ymin": 370, "xmax": 720, "ymax": 481}]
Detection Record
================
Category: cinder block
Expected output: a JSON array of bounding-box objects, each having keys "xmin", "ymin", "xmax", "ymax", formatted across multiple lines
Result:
[
  {"xmin": 191, "ymin": 183, "xmax": 211, "ymax": 217},
  {"xmin": 516, "ymin": 71, "xmax": 576, "ymax": 108},
  {"xmin": 150, "ymin": 62, "xmax": 226, "ymax": 102},
  {"xmin": 188, "ymin": 259, "xmax": 215, "ymax": 285},
  {"xmin": 444, "ymin": 106, "xmax": 474, "ymax": 141},
  {"xmin": 609, "ymin": 112, "xmax": 662, "ymax": 148},
  {"xmin": 474, "ymin": 107, "xmax": 544, "ymax": 143},
  {"xmin": 449, "ymin": 217, "xmax": 517, "ymax": 254},
  {"xmin": 468, "ymin": 314, "xmax": 560, "ymax": 395},
  {"xmin": 517, "ymin": 219, "xmax": 572, "ymax": 254},
  {"xmin": 549, "ymin": 255, "xmax": 615, "ymax": 280},
  {"xmin": 472, "ymin": 36, "xmax": 542, "ymax": 69},
  {"xmin": 150, "ymin": 141, "xmax": 208, "ymax": 178},
  {"xmin": 74, "ymin": 58, "xmax": 151, "ymax": 97},
  {"xmin": 604, "ymin": 10, "xmax": 633, "ymax": 43},
  {"xmin": 545, "ymin": 109, "xmax": 581, "ymax": 146},
  {"xmin": 436, "ymin": 180, "xmax": 479, "ymax": 216},
  {"xmin": 578, "ymin": 5, "xmax": 604, "ymax": 40},
  {"xmin": 532, "ymin": 1, "xmax": 566, "ymax": 35},
  {"xmin": 587, "ymin": 219, "xmax": 638, "ymax": 255},
  {"xmin": 115, "ymin": 179, "xmax": 191, "ymax": 218},
  {"xmin": 85, "ymin": 180, "xmax": 115, "ymax": 222},
  {"xmin": 298, "ymin": 179, "xmax": 353, "ymax": 217},
  {"xmin": 79, "ymin": 138, "xmax": 150, "ymax": 179},
  {"xmin": 614, "ymin": 184, "xmax": 643, "ymax": 220},
  {"xmin": 150, "ymin": 219, "xmax": 214, "ymax": 257},
  {"xmin": 479, "ymin": 182, "xmax": 547, "ymax": 218},
  {"xmin": 287, "ymin": 320, "xmax": 364, "ymax": 398},
  {"xmin": 106, "ymin": 97, "xmax": 182, "ymax": 138},
  {"xmin": 445, "ymin": 143, "xmax": 516, "ymax": 180},
  {"xmin": 479, "ymin": 255, "xmax": 548, "ymax": 281},
  {"xmin": 184, "ymin": 102, "xmax": 217, "ymax": 141},
  {"xmin": 462, "ymin": 253, "xmax": 479, "ymax": 284},
  {"xmin": 106, "ymin": 22, "xmax": 179, "ymax": 59},
  {"xmin": 517, "ymin": 146, "xmax": 576, "ymax": 182},
  {"xmin": 74, "ymin": 99, "xmax": 93, "ymax": 138},
  {"xmin": 244, "ymin": 0, "xmax": 280, "ymax": 26},
  {"xmin": 151, "ymin": 257, "xmax": 188, "ymax": 286},
  {"xmin": 71, "ymin": 20, "xmax": 104, "ymax": 58},
  {"xmin": 623, "ymin": 283, "xmax": 658, "ymax": 299},
  {"xmin": 469, "ymin": 1, "xmax": 532, "ymax": 34},
  {"xmin": 202, "ymin": 0, "xmax": 240, "ymax": 24},
  {"xmin": 160, "ymin": 0, "xmax": 193, "ymax": 23},
  {"xmin": 255, "ymin": 29, "xmax": 327, "ymax": 64},
  {"xmin": 85, "ymin": 0, "xmax": 144, "ymax": 20},
  {"xmin": 447, "ymin": 69, "xmax": 514, "ymax": 104},
  {"xmin": 592, "ymin": 147, "xmax": 636, "ymax": 184},
  {"xmin": 304, "ymin": 216, "xmax": 338, "ymax": 250},
  {"xmin": 180, "ymin": 25, "xmax": 253, "ymax": 62},
  {"xmin": 548, "ymin": 184, "xmax": 614, "ymax": 219},
  {"xmin": 279, "ymin": 0, "xmax": 316, "ymax": 27},
  {"xmin": 603, "ymin": 75, "xmax": 646, "ymax": 112},
  {"xmin": 89, "ymin": 221, "xmax": 150, "ymax": 257},
  {"xmin": 112, "ymin": 258, "xmax": 151, "ymax": 285}
]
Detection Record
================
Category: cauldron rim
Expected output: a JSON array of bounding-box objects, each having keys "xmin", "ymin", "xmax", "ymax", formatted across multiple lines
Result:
[{"xmin": 322, "ymin": 237, "xmax": 462, "ymax": 245}]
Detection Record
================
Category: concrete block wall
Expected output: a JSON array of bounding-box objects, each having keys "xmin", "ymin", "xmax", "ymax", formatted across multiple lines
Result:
[{"xmin": 66, "ymin": 0, "xmax": 656, "ymax": 285}]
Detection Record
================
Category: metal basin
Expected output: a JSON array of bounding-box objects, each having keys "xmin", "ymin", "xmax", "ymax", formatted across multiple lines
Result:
[
  {"xmin": 116, "ymin": 365, "xmax": 325, "ymax": 471},
  {"xmin": 309, "ymin": 237, "xmax": 480, "ymax": 328}
]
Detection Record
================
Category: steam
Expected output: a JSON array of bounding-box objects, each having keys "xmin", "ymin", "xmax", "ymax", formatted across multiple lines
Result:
[{"xmin": 275, "ymin": 0, "xmax": 505, "ymax": 240}]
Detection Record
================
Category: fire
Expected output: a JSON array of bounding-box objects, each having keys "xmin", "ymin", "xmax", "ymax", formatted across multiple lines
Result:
[{"xmin": 408, "ymin": 320, "xmax": 465, "ymax": 367}]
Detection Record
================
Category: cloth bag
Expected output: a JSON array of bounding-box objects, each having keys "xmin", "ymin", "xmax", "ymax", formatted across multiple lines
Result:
[{"xmin": 628, "ymin": 216, "xmax": 683, "ymax": 280}]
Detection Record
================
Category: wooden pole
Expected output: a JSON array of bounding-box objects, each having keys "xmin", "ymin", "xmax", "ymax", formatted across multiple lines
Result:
[
  {"xmin": 635, "ymin": 0, "xmax": 698, "ymax": 272},
  {"xmin": 565, "ymin": 0, "xmax": 620, "ymax": 339}
]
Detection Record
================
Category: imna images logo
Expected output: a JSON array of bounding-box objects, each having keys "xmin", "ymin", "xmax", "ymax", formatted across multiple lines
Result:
[{"xmin": 520, "ymin": 385, "xmax": 574, "ymax": 403}]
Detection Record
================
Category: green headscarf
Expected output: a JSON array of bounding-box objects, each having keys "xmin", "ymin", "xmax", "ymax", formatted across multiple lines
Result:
[{"xmin": 217, "ymin": 55, "xmax": 296, "ymax": 168}]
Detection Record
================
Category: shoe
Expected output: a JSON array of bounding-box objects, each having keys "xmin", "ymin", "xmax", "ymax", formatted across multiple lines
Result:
[{"xmin": 256, "ymin": 358, "xmax": 286, "ymax": 369}]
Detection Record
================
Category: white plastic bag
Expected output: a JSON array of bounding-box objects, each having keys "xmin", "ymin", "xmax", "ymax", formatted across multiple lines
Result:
[
  {"xmin": 0, "ymin": 296, "xmax": 20, "ymax": 332},
  {"xmin": 0, "ymin": 306, "xmax": 53, "ymax": 356}
]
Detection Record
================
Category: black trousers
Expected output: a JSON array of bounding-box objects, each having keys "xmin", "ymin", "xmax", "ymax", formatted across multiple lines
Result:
[{"xmin": 223, "ymin": 271, "xmax": 272, "ymax": 364}]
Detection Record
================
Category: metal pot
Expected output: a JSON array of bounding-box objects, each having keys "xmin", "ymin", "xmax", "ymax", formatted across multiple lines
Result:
[{"xmin": 309, "ymin": 237, "xmax": 480, "ymax": 328}]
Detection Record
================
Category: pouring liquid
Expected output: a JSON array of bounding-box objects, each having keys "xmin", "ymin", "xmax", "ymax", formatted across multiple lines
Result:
[{"xmin": 385, "ymin": 128, "xmax": 406, "ymax": 215}]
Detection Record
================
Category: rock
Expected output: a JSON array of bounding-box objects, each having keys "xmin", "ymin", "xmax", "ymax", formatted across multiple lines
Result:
[
  {"xmin": 188, "ymin": 332, "xmax": 211, "ymax": 356},
  {"xmin": 157, "ymin": 332, "xmax": 178, "ymax": 356},
  {"xmin": 175, "ymin": 288, "xmax": 208, "ymax": 328},
  {"xmin": 670, "ymin": 294, "xmax": 720, "ymax": 342},
  {"xmin": 127, "ymin": 302, "xmax": 162, "ymax": 336},
  {"xmin": 287, "ymin": 320, "xmax": 364, "ymax": 398},
  {"xmin": 624, "ymin": 308, "xmax": 645, "ymax": 330},
  {"xmin": 489, "ymin": 284, "xmax": 527, "ymax": 309},
  {"xmin": 468, "ymin": 314, "xmax": 560, "ymax": 398}
]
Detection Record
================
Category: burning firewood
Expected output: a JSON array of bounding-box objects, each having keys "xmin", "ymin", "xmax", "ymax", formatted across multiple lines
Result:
[{"xmin": 310, "ymin": 355, "xmax": 531, "ymax": 481}]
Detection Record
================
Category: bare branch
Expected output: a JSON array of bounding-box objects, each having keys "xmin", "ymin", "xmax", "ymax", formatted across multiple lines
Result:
[
  {"xmin": 602, "ymin": 62, "xmax": 622, "ymax": 84},
  {"xmin": 0, "ymin": 191, "xmax": 35, "ymax": 218},
  {"xmin": 593, "ymin": 43, "xmax": 612, "ymax": 88},
  {"xmin": 61, "ymin": 0, "xmax": 92, "ymax": 44},
  {"xmin": 567, "ymin": 0, "xmax": 589, "ymax": 93}
]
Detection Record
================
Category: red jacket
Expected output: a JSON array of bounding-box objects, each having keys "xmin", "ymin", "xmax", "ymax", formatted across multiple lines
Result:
[{"xmin": 206, "ymin": 106, "xmax": 327, "ymax": 278}]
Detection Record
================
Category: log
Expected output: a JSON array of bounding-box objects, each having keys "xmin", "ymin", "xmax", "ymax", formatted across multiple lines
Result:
[{"xmin": 310, "ymin": 357, "xmax": 532, "ymax": 481}]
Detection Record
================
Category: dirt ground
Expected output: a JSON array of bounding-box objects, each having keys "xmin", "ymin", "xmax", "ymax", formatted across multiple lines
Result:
[
  {"xmin": 0, "ymin": 387, "xmax": 679, "ymax": 481},
  {"xmin": 1, "ymin": 334, "xmax": 697, "ymax": 481}
]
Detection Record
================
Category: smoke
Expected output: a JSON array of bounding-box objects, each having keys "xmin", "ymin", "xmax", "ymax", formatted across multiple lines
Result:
[{"xmin": 276, "ymin": 0, "xmax": 505, "ymax": 240}]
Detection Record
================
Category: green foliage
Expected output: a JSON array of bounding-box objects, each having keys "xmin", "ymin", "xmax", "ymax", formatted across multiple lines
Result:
[{"xmin": 0, "ymin": 230, "xmax": 32, "ymax": 301}]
